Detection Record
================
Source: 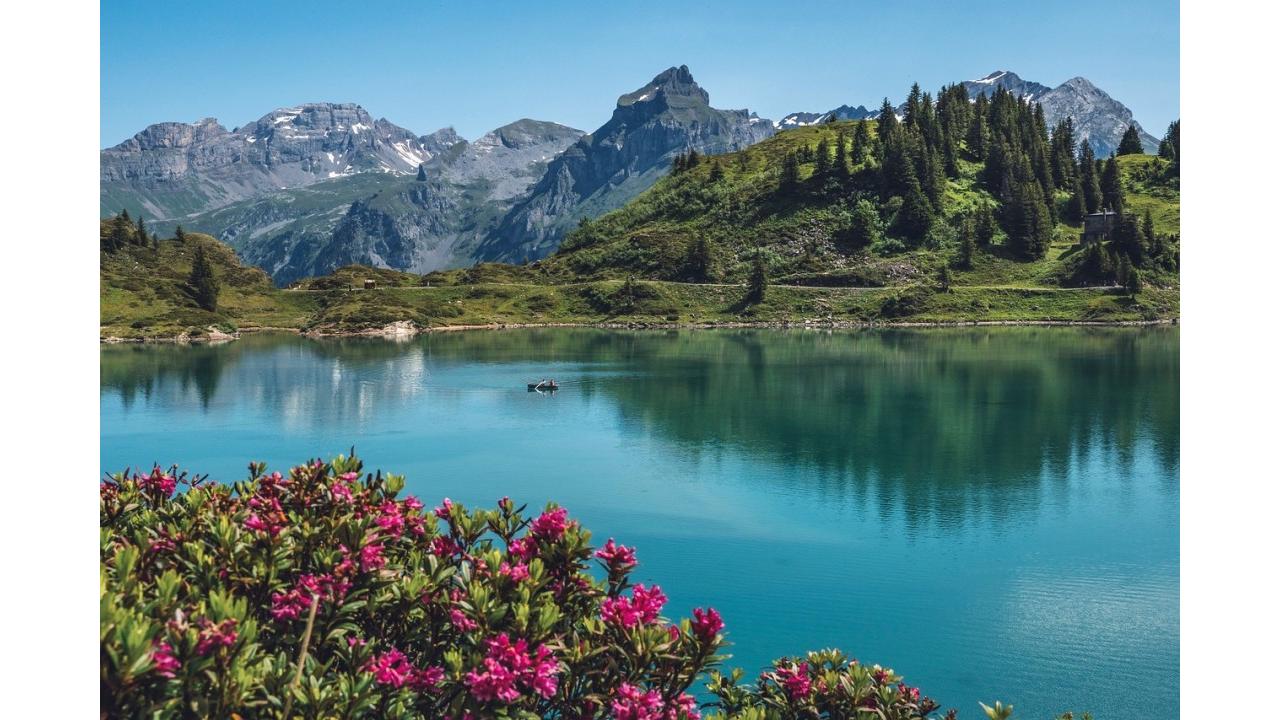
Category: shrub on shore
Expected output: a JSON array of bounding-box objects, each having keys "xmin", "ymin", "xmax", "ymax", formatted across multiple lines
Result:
[{"xmin": 101, "ymin": 454, "xmax": 951, "ymax": 719}]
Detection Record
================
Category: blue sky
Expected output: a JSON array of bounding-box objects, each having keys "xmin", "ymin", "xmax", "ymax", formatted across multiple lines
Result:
[{"xmin": 101, "ymin": 0, "xmax": 1179, "ymax": 147}]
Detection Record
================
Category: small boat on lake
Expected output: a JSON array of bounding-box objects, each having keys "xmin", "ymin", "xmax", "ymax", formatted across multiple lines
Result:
[{"xmin": 528, "ymin": 379, "xmax": 559, "ymax": 392}]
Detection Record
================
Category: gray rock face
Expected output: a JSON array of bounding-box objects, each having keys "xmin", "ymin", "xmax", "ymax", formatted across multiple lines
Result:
[
  {"xmin": 1032, "ymin": 77, "xmax": 1160, "ymax": 155},
  {"xmin": 183, "ymin": 119, "xmax": 585, "ymax": 284},
  {"xmin": 961, "ymin": 70, "xmax": 1054, "ymax": 103},
  {"xmin": 100, "ymin": 103, "xmax": 462, "ymax": 220},
  {"xmin": 480, "ymin": 66, "xmax": 774, "ymax": 263},
  {"xmin": 961, "ymin": 71, "xmax": 1158, "ymax": 155}
]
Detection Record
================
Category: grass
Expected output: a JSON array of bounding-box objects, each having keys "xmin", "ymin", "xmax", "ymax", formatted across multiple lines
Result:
[{"xmin": 101, "ymin": 131, "xmax": 1179, "ymax": 339}]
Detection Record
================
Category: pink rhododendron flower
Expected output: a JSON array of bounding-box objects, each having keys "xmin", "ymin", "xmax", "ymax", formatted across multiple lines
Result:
[
  {"xmin": 361, "ymin": 542, "xmax": 385, "ymax": 571},
  {"xmin": 376, "ymin": 501, "xmax": 405, "ymax": 537},
  {"xmin": 499, "ymin": 562, "xmax": 530, "ymax": 582},
  {"xmin": 595, "ymin": 538, "xmax": 638, "ymax": 571},
  {"xmin": 403, "ymin": 496, "xmax": 424, "ymax": 511},
  {"xmin": 271, "ymin": 573, "xmax": 350, "ymax": 621},
  {"xmin": 611, "ymin": 683, "xmax": 664, "ymax": 720},
  {"xmin": 450, "ymin": 608, "xmax": 479, "ymax": 631},
  {"xmin": 140, "ymin": 467, "xmax": 177, "ymax": 497},
  {"xmin": 431, "ymin": 535, "xmax": 460, "ymax": 557},
  {"xmin": 151, "ymin": 640, "xmax": 180, "ymax": 678},
  {"xmin": 195, "ymin": 618, "xmax": 238, "ymax": 656},
  {"xmin": 601, "ymin": 584, "xmax": 668, "ymax": 629},
  {"xmin": 691, "ymin": 607, "xmax": 724, "ymax": 642},
  {"xmin": 775, "ymin": 662, "xmax": 811, "ymax": 701},
  {"xmin": 330, "ymin": 480, "xmax": 355, "ymax": 503},
  {"xmin": 367, "ymin": 648, "xmax": 414, "ymax": 688},
  {"xmin": 434, "ymin": 497, "xmax": 454, "ymax": 520},
  {"xmin": 508, "ymin": 536, "xmax": 537, "ymax": 561},
  {"xmin": 464, "ymin": 633, "xmax": 560, "ymax": 704},
  {"xmin": 530, "ymin": 507, "xmax": 569, "ymax": 540}
]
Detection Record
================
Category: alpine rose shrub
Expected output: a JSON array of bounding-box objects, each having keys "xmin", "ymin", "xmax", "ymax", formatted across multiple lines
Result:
[{"xmin": 101, "ymin": 454, "xmax": 961, "ymax": 719}]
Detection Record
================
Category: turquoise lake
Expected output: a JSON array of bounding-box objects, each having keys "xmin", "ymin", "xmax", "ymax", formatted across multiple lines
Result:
[{"xmin": 100, "ymin": 328, "xmax": 1179, "ymax": 718}]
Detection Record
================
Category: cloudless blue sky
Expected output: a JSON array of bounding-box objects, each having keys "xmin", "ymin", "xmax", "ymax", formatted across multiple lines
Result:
[{"xmin": 101, "ymin": 0, "xmax": 1178, "ymax": 147}]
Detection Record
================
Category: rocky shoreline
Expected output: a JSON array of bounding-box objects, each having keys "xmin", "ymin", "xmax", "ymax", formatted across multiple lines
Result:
[{"xmin": 101, "ymin": 317, "xmax": 1179, "ymax": 344}]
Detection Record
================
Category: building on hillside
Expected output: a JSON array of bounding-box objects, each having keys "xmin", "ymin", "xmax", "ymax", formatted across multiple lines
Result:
[
  {"xmin": 1082, "ymin": 210, "xmax": 1119, "ymax": 244},
  {"xmin": 364, "ymin": 279, "xmax": 377, "ymax": 290}
]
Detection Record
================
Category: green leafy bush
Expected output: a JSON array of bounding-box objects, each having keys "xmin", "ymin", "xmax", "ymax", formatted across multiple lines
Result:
[{"xmin": 101, "ymin": 454, "xmax": 977, "ymax": 719}]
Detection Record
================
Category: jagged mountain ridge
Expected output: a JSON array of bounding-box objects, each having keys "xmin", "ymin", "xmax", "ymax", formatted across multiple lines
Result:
[
  {"xmin": 478, "ymin": 65, "xmax": 775, "ymax": 263},
  {"xmin": 779, "ymin": 70, "xmax": 1160, "ymax": 156},
  {"xmin": 183, "ymin": 119, "xmax": 586, "ymax": 284},
  {"xmin": 100, "ymin": 103, "xmax": 463, "ymax": 221}
]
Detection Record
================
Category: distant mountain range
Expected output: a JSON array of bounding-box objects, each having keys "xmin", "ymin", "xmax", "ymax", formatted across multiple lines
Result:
[
  {"xmin": 101, "ymin": 67, "xmax": 1166, "ymax": 283},
  {"xmin": 780, "ymin": 70, "xmax": 1158, "ymax": 156}
]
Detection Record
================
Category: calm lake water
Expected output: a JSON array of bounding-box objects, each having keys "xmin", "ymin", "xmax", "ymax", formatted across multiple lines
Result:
[{"xmin": 100, "ymin": 328, "xmax": 1179, "ymax": 718}]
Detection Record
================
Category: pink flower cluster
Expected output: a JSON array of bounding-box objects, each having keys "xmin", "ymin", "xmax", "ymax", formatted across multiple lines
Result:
[
  {"xmin": 595, "ymin": 538, "xmax": 638, "ymax": 572},
  {"xmin": 195, "ymin": 618, "xmax": 238, "ymax": 656},
  {"xmin": 366, "ymin": 648, "xmax": 444, "ymax": 691},
  {"xmin": 774, "ymin": 661, "xmax": 812, "ymax": 701},
  {"xmin": 690, "ymin": 607, "xmax": 724, "ymax": 642},
  {"xmin": 529, "ymin": 507, "xmax": 569, "ymax": 540},
  {"xmin": 508, "ymin": 535, "xmax": 537, "ymax": 561},
  {"xmin": 271, "ymin": 572, "xmax": 351, "ymax": 621},
  {"xmin": 464, "ymin": 633, "xmax": 560, "ymax": 704},
  {"xmin": 151, "ymin": 640, "xmax": 180, "ymax": 678},
  {"xmin": 601, "ymin": 584, "xmax": 667, "ymax": 629},
  {"xmin": 244, "ymin": 494, "xmax": 286, "ymax": 537},
  {"xmin": 610, "ymin": 683, "xmax": 700, "ymax": 720},
  {"xmin": 330, "ymin": 472, "xmax": 360, "ymax": 503},
  {"xmin": 140, "ymin": 467, "xmax": 177, "ymax": 497}
]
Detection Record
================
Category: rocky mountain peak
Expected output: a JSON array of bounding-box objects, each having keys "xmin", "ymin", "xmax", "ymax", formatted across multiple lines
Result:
[
  {"xmin": 618, "ymin": 64, "xmax": 710, "ymax": 107},
  {"xmin": 963, "ymin": 70, "xmax": 1053, "ymax": 101}
]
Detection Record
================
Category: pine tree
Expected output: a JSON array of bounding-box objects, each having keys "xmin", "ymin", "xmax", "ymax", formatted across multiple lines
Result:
[
  {"xmin": 1111, "ymin": 214, "xmax": 1144, "ymax": 265},
  {"xmin": 966, "ymin": 97, "xmax": 989, "ymax": 160},
  {"xmin": 1126, "ymin": 267, "xmax": 1143, "ymax": 296},
  {"xmin": 1004, "ymin": 180, "xmax": 1052, "ymax": 260},
  {"xmin": 134, "ymin": 216, "xmax": 148, "ymax": 246},
  {"xmin": 1066, "ymin": 177, "xmax": 1087, "ymax": 224},
  {"xmin": 1158, "ymin": 120, "xmax": 1180, "ymax": 174},
  {"xmin": 834, "ymin": 131, "xmax": 848, "ymax": 179},
  {"xmin": 780, "ymin": 152, "xmax": 800, "ymax": 192},
  {"xmin": 747, "ymin": 250, "xmax": 768, "ymax": 302},
  {"xmin": 416, "ymin": 163, "xmax": 427, "ymax": 181},
  {"xmin": 876, "ymin": 98, "xmax": 899, "ymax": 149},
  {"xmin": 852, "ymin": 121, "xmax": 871, "ymax": 164},
  {"xmin": 814, "ymin": 137, "xmax": 831, "ymax": 176},
  {"xmin": 672, "ymin": 152, "xmax": 687, "ymax": 174},
  {"xmin": 847, "ymin": 199, "xmax": 883, "ymax": 247},
  {"xmin": 1117, "ymin": 124, "xmax": 1145, "ymax": 155},
  {"xmin": 709, "ymin": 160, "xmax": 724, "ymax": 183},
  {"xmin": 107, "ymin": 213, "xmax": 131, "ymax": 252},
  {"xmin": 1079, "ymin": 142, "xmax": 1102, "ymax": 213},
  {"xmin": 955, "ymin": 216, "xmax": 976, "ymax": 269},
  {"xmin": 904, "ymin": 83, "xmax": 922, "ymax": 128},
  {"xmin": 1142, "ymin": 211, "xmax": 1156, "ymax": 254},
  {"xmin": 937, "ymin": 263, "xmax": 953, "ymax": 292},
  {"xmin": 685, "ymin": 237, "xmax": 714, "ymax": 281},
  {"xmin": 1101, "ymin": 156, "xmax": 1125, "ymax": 213},
  {"xmin": 895, "ymin": 176, "xmax": 935, "ymax": 243},
  {"xmin": 175, "ymin": 225, "xmax": 187, "ymax": 243},
  {"xmin": 187, "ymin": 244, "xmax": 220, "ymax": 312},
  {"xmin": 1115, "ymin": 253, "xmax": 1134, "ymax": 289},
  {"xmin": 975, "ymin": 206, "xmax": 997, "ymax": 246}
]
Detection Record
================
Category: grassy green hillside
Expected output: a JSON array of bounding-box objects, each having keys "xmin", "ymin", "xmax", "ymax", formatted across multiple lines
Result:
[
  {"xmin": 101, "ymin": 122, "xmax": 1179, "ymax": 339},
  {"xmin": 100, "ymin": 220, "xmax": 317, "ymax": 339},
  {"xmin": 527, "ymin": 121, "xmax": 1179, "ymax": 289}
]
